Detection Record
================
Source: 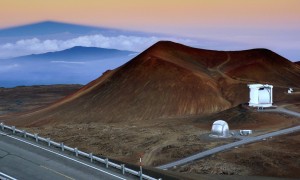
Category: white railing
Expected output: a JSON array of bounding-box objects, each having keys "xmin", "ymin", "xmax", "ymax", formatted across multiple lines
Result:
[
  {"xmin": 0, "ymin": 171, "xmax": 17, "ymax": 180},
  {"xmin": 0, "ymin": 122, "xmax": 161, "ymax": 180}
]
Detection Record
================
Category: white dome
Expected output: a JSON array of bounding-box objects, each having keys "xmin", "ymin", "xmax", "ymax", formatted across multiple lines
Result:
[{"xmin": 211, "ymin": 120, "xmax": 230, "ymax": 138}]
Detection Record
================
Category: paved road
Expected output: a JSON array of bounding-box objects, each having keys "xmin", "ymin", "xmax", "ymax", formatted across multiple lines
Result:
[
  {"xmin": 0, "ymin": 131, "xmax": 134, "ymax": 180},
  {"xmin": 261, "ymin": 107, "xmax": 300, "ymax": 117},
  {"xmin": 157, "ymin": 125, "xmax": 300, "ymax": 169}
]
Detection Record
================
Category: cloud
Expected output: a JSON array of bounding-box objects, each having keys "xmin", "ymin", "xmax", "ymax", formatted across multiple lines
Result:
[
  {"xmin": 191, "ymin": 29, "xmax": 300, "ymax": 51},
  {"xmin": 1, "ymin": 32, "xmax": 299, "ymax": 60},
  {"xmin": 0, "ymin": 34, "xmax": 198, "ymax": 59},
  {"xmin": 51, "ymin": 61, "xmax": 86, "ymax": 64}
]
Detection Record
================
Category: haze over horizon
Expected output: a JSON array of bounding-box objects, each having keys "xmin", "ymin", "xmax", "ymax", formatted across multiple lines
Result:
[{"xmin": 0, "ymin": 0, "xmax": 299, "ymax": 60}]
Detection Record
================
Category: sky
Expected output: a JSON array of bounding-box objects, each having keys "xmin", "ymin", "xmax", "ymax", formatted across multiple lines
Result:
[{"xmin": 0, "ymin": 0, "xmax": 299, "ymax": 60}]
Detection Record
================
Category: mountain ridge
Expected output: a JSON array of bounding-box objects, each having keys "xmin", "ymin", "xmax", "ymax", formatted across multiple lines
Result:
[
  {"xmin": 8, "ymin": 46, "xmax": 135, "ymax": 61},
  {"xmin": 0, "ymin": 46, "xmax": 135, "ymax": 87}
]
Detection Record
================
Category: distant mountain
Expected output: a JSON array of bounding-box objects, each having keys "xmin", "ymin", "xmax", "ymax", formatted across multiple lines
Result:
[
  {"xmin": 295, "ymin": 61, "xmax": 300, "ymax": 65},
  {"xmin": 0, "ymin": 21, "xmax": 162, "ymax": 60},
  {"xmin": 10, "ymin": 46, "xmax": 136, "ymax": 61},
  {"xmin": 5, "ymin": 41, "xmax": 300, "ymax": 126},
  {"xmin": 0, "ymin": 21, "xmax": 148, "ymax": 38},
  {"xmin": 0, "ymin": 46, "xmax": 136, "ymax": 87}
]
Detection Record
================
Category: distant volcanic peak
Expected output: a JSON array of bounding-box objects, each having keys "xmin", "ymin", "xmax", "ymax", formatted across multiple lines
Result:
[
  {"xmin": 51, "ymin": 46, "xmax": 134, "ymax": 54},
  {"xmin": 67, "ymin": 46, "xmax": 132, "ymax": 52},
  {"xmin": 11, "ymin": 46, "xmax": 135, "ymax": 61},
  {"xmin": 68, "ymin": 46, "xmax": 98, "ymax": 50}
]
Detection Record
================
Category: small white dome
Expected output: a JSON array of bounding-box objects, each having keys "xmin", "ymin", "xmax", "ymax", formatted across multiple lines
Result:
[{"xmin": 211, "ymin": 120, "xmax": 230, "ymax": 138}]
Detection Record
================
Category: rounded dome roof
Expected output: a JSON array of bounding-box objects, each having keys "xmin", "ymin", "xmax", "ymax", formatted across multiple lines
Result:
[
  {"xmin": 213, "ymin": 120, "xmax": 228, "ymax": 125},
  {"xmin": 211, "ymin": 120, "xmax": 230, "ymax": 138}
]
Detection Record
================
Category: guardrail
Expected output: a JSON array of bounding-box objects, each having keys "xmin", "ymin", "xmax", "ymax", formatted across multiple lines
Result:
[
  {"xmin": 0, "ymin": 122, "xmax": 161, "ymax": 180},
  {"xmin": 0, "ymin": 171, "xmax": 17, "ymax": 180}
]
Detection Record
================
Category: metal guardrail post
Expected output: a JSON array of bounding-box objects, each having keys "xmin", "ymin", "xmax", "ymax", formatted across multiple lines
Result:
[
  {"xmin": 47, "ymin": 138, "xmax": 51, "ymax": 146},
  {"xmin": 89, "ymin": 153, "xmax": 93, "ymax": 162},
  {"xmin": 105, "ymin": 158, "xmax": 109, "ymax": 168},
  {"xmin": 34, "ymin": 134, "xmax": 38, "ymax": 142},
  {"xmin": 139, "ymin": 156, "xmax": 143, "ymax": 180},
  {"xmin": 12, "ymin": 126, "xmax": 16, "ymax": 134},
  {"xmin": 74, "ymin": 148, "xmax": 78, "ymax": 156},
  {"xmin": 139, "ymin": 171, "xmax": 143, "ymax": 180},
  {"xmin": 61, "ymin": 142, "xmax": 64, "ymax": 151},
  {"xmin": 121, "ymin": 164, "xmax": 125, "ymax": 175},
  {"xmin": 23, "ymin": 130, "xmax": 27, "ymax": 138},
  {"xmin": 0, "ymin": 123, "xmax": 4, "ymax": 130}
]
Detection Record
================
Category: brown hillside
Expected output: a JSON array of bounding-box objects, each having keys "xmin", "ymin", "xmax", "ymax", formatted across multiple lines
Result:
[
  {"xmin": 3, "ymin": 41, "xmax": 300, "ymax": 126},
  {"xmin": 224, "ymin": 50, "xmax": 300, "ymax": 86}
]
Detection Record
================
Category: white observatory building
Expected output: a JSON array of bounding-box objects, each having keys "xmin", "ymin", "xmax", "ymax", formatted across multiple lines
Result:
[
  {"xmin": 248, "ymin": 84, "xmax": 273, "ymax": 108},
  {"xmin": 210, "ymin": 120, "xmax": 230, "ymax": 138}
]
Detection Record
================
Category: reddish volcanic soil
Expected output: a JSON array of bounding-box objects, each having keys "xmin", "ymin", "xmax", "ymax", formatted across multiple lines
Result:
[
  {"xmin": 3, "ymin": 41, "xmax": 300, "ymax": 126},
  {"xmin": 0, "ymin": 85, "xmax": 82, "ymax": 115},
  {"xmin": 2, "ymin": 41, "xmax": 300, "ymax": 178},
  {"xmin": 174, "ymin": 131, "xmax": 300, "ymax": 179}
]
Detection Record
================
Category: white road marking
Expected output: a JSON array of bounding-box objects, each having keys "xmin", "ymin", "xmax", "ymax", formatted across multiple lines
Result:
[
  {"xmin": 0, "ymin": 131, "xmax": 127, "ymax": 180},
  {"xmin": 0, "ymin": 171, "xmax": 18, "ymax": 180},
  {"xmin": 0, "ymin": 132, "xmax": 8, "ymax": 136}
]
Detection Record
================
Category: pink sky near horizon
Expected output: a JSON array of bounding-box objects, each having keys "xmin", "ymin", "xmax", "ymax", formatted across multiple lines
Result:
[{"xmin": 0, "ymin": 0, "xmax": 299, "ymax": 37}]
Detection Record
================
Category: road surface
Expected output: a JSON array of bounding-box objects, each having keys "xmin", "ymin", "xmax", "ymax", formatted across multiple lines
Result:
[
  {"xmin": 262, "ymin": 107, "xmax": 300, "ymax": 117},
  {"xmin": 157, "ymin": 125, "xmax": 300, "ymax": 169},
  {"xmin": 0, "ymin": 131, "xmax": 134, "ymax": 180}
]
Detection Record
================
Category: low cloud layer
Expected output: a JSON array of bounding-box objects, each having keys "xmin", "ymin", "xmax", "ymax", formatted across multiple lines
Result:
[
  {"xmin": 0, "ymin": 33, "xmax": 299, "ymax": 60},
  {"xmin": 0, "ymin": 34, "xmax": 197, "ymax": 59}
]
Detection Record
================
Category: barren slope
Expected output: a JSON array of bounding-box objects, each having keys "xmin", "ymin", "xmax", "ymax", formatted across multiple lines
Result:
[
  {"xmin": 175, "ymin": 131, "xmax": 300, "ymax": 178},
  {"xmin": 0, "ymin": 85, "xmax": 82, "ymax": 115},
  {"xmin": 3, "ymin": 41, "xmax": 300, "ymax": 126}
]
